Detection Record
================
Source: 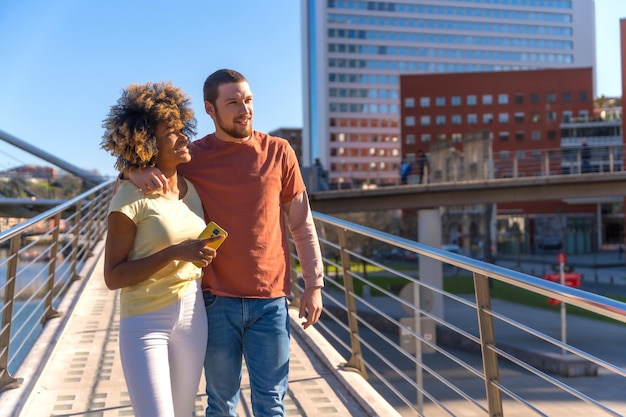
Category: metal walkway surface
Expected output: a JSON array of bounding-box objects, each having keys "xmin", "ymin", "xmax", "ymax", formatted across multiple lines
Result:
[{"xmin": 4, "ymin": 243, "xmax": 398, "ymax": 417}]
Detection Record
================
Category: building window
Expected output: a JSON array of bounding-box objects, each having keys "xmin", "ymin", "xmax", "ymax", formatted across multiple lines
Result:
[
  {"xmin": 563, "ymin": 111, "xmax": 573, "ymax": 122},
  {"xmin": 514, "ymin": 112, "xmax": 525, "ymax": 123},
  {"xmin": 515, "ymin": 131, "xmax": 524, "ymax": 141},
  {"xmin": 435, "ymin": 96, "xmax": 446, "ymax": 106},
  {"xmin": 451, "ymin": 96, "xmax": 461, "ymax": 106},
  {"xmin": 451, "ymin": 115, "xmax": 462, "ymax": 125},
  {"xmin": 451, "ymin": 133, "xmax": 462, "ymax": 143},
  {"xmin": 404, "ymin": 97, "xmax": 415, "ymax": 108},
  {"xmin": 578, "ymin": 110, "xmax": 589, "ymax": 121},
  {"xmin": 514, "ymin": 93, "xmax": 524, "ymax": 104},
  {"xmin": 482, "ymin": 94, "xmax": 493, "ymax": 105},
  {"xmin": 547, "ymin": 130, "xmax": 557, "ymax": 140},
  {"xmin": 405, "ymin": 116, "xmax": 416, "ymax": 126},
  {"xmin": 437, "ymin": 133, "xmax": 447, "ymax": 141},
  {"xmin": 530, "ymin": 93, "xmax": 540, "ymax": 104},
  {"xmin": 420, "ymin": 97, "xmax": 430, "ymax": 107},
  {"xmin": 405, "ymin": 134, "xmax": 415, "ymax": 145},
  {"xmin": 420, "ymin": 115, "xmax": 431, "ymax": 126},
  {"xmin": 421, "ymin": 134, "xmax": 431, "ymax": 142},
  {"xmin": 547, "ymin": 111, "xmax": 557, "ymax": 121},
  {"xmin": 498, "ymin": 113, "xmax": 509, "ymax": 123},
  {"xmin": 467, "ymin": 95, "xmax": 477, "ymax": 105},
  {"xmin": 531, "ymin": 112, "xmax": 541, "ymax": 122},
  {"xmin": 468, "ymin": 114, "xmax": 477, "ymax": 124},
  {"xmin": 483, "ymin": 113, "xmax": 493, "ymax": 124},
  {"xmin": 498, "ymin": 94, "xmax": 509, "ymax": 104},
  {"xmin": 531, "ymin": 131, "xmax": 541, "ymax": 141},
  {"xmin": 562, "ymin": 92, "xmax": 572, "ymax": 102},
  {"xmin": 546, "ymin": 93, "xmax": 556, "ymax": 103},
  {"xmin": 579, "ymin": 91, "xmax": 588, "ymax": 102},
  {"xmin": 436, "ymin": 115, "xmax": 446, "ymax": 125},
  {"xmin": 499, "ymin": 132, "xmax": 510, "ymax": 142}
]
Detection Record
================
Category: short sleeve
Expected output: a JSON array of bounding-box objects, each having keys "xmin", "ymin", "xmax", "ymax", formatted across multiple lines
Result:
[
  {"xmin": 280, "ymin": 141, "xmax": 306, "ymax": 204},
  {"xmin": 108, "ymin": 181, "xmax": 145, "ymax": 225}
]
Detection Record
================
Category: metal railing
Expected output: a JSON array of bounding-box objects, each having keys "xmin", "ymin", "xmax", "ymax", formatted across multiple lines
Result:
[
  {"xmin": 3, "ymin": 181, "xmax": 626, "ymax": 415},
  {"xmin": 418, "ymin": 145, "xmax": 625, "ymax": 185},
  {"xmin": 0, "ymin": 179, "xmax": 114, "ymax": 392},
  {"xmin": 332, "ymin": 144, "xmax": 625, "ymax": 188},
  {"xmin": 289, "ymin": 212, "xmax": 626, "ymax": 416}
]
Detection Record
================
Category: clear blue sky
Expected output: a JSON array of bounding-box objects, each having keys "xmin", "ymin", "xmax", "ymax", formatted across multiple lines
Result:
[{"xmin": 0, "ymin": 0, "xmax": 624, "ymax": 178}]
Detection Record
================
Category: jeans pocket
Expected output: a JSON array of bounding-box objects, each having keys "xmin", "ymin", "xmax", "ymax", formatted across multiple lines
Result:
[{"xmin": 202, "ymin": 290, "xmax": 218, "ymax": 309}]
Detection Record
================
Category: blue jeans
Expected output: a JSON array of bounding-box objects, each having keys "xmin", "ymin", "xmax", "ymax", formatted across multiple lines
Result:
[{"xmin": 202, "ymin": 291, "xmax": 290, "ymax": 417}]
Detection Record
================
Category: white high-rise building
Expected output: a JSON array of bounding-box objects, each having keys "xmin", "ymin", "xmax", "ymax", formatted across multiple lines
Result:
[{"xmin": 301, "ymin": 0, "xmax": 596, "ymax": 188}]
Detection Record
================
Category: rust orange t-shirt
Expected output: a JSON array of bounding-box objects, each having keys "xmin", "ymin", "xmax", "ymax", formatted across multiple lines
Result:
[{"xmin": 179, "ymin": 131, "xmax": 306, "ymax": 298}]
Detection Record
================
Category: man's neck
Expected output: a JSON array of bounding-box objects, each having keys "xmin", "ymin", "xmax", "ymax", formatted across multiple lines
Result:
[{"xmin": 214, "ymin": 132, "xmax": 252, "ymax": 143}]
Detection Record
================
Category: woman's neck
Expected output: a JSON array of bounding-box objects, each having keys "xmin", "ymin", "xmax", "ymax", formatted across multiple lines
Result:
[{"xmin": 158, "ymin": 167, "xmax": 184, "ymax": 199}]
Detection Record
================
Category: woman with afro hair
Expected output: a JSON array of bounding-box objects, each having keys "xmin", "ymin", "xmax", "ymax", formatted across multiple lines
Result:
[{"xmin": 101, "ymin": 81, "xmax": 223, "ymax": 417}]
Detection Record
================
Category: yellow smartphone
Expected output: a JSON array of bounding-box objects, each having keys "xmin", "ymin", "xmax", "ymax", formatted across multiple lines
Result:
[
  {"xmin": 198, "ymin": 221, "xmax": 228, "ymax": 249},
  {"xmin": 193, "ymin": 221, "xmax": 228, "ymax": 267}
]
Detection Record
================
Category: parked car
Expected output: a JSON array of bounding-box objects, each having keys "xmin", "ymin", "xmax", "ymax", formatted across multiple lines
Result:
[
  {"xmin": 441, "ymin": 244, "xmax": 465, "ymax": 256},
  {"xmin": 441, "ymin": 244, "xmax": 466, "ymax": 273}
]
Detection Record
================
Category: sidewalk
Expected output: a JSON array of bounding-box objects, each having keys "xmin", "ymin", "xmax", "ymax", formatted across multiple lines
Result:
[
  {"xmin": 5, "ymin": 247, "xmax": 398, "ymax": 417},
  {"xmin": 495, "ymin": 250, "xmax": 626, "ymax": 297},
  {"xmin": 495, "ymin": 250, "xmax": 626, "ymax": 270}
]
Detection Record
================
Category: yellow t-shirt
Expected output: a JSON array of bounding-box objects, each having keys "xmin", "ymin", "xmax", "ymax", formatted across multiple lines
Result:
[{"xmin": 108, "ymin": 179, "xmax": 206, "ymax": 317}]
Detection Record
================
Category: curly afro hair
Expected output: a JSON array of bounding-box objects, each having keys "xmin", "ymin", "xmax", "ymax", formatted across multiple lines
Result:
[{"xmin": 101, "ymin": 81, "xmax": 197, "ymax": 171}]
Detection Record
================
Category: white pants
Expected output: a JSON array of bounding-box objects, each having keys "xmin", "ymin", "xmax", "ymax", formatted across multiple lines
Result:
[{"xmin": 119, "ymin": 280, "xmax": 207, "ymax": 417}]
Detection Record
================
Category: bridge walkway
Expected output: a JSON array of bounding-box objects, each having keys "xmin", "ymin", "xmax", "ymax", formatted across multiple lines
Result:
[{"xmin": 10, "ymin": 242, "xmax": 397, "ymax": 417}]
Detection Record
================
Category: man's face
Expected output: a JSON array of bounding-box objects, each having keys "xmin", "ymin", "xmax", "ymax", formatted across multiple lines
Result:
[{"xmin": 205, "ymin": 81, "xmax": 253, "ymax": 142}]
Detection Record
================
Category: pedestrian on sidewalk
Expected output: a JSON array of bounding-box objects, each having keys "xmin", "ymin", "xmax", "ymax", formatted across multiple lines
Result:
[
  {"xmin": 581, "ymin": 139, "xmax": 592, "ymax": 173},
  {"xmin": 417, "ymin": 150, "xmax": 429, "ymax": 184},
  {"xmin": 400, "ymin": 159, "xmax": 412, "ymax": 184},
  {"xmin": 101, "ymin": 82, "xmax": 223, "ymax": 416}
]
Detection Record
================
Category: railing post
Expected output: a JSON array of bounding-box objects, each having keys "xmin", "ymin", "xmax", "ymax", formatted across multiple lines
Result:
[
  {"xmin": 68, "ymin": 200, "xmax": 84, "ymax": 282},
  {"xmin": 337, "ymin": 227, "xmax": 368, "ymax": 378},
  {"xmin": 82, "ymin": 196, "xmax": 97, "ymax": 258},
  {"xmin": 41, "ymin": 215, "xmax": 62, "ymax": 324},
  {"xmin": 0, "ymin": 235, "xmax": 24, "ymax": 392},
  {"xmin": 473, "ymin": 272, "xmax": 503, "ymax": 417}
]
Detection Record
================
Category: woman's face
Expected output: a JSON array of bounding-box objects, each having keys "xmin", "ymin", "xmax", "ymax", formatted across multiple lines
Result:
[{"xmin": 154, "ymin": 122, "xmax": 191, "ymax": 171}]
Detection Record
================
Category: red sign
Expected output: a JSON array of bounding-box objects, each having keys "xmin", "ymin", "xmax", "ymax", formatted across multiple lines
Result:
[
  {"xmin": 543, "ymin": 272, "xmax": 581, "ymax": 288},
  {"xmin": 557, "ymin": 252, "xmax": 567, "ymax": 264}
]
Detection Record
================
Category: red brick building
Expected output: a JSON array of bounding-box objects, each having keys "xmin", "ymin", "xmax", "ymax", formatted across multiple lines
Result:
[
  {"xmin": 398, "ymin": 68, "xmax": 623, "ymax": 256},
  {"xmin": 400, "ymin": 67, "xmax": 594, "ymax": 162}
]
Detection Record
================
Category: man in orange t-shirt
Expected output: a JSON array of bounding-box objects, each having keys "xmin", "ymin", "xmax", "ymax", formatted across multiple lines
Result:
[{"xmin": 127, "ymin": 69, "xmax": 323, "ymax": 417}]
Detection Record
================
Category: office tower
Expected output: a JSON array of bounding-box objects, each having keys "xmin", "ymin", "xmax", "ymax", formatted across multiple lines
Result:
[{"xmin": 302, "ymin": 0, "xmax": 596, "ymax": 188}]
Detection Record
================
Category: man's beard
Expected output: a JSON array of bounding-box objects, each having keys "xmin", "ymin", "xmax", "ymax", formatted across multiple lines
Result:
[{"xmin": 215, "ymin": 109, "xmax": 251, "ymax": 139}]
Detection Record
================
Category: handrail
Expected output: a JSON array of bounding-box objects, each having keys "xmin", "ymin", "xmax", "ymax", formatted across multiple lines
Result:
[
  {"xmin": 2, "ymin": 180, "xmax": 626, "ymax": 415},
  {"xmin": 289, "ymin": 211, "xmax": 626, "ymax": 416},
  {"xmin": 0, "ymin": 179, "xmax": 115, "ymax": 392}
]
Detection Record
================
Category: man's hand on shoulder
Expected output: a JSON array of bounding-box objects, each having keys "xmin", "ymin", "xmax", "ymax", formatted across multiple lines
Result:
[{"xmin": 126, "ymin": 167, "xmax": 168, "ymax": 194}]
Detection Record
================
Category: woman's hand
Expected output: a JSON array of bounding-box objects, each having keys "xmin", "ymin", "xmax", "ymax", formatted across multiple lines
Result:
[{"xmin": 176, "ymin": 235, "xmax": 224, "ymax": 267}]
